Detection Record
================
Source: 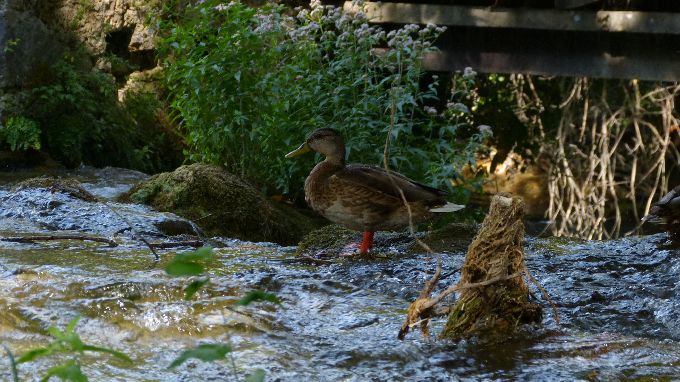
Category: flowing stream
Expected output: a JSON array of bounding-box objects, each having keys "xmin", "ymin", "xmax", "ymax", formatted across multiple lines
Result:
[{"xmin": 1, "ymin": 167, "xmax": 679, "ymax": 381}]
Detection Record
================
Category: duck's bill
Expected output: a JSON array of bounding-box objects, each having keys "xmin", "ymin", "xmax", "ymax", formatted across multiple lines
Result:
[{"xmin": 285, "ymin": 142, "xmax": 312, "ymax": 158}]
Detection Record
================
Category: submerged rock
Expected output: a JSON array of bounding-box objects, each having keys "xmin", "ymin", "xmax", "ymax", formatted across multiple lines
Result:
[
  {"xmin": 0, "ymin": 176, "xmax": 200, "ymax": 238},
  {"xmin": 13, "ymin": 176, "xmax": 98, "ymax": 202},
  {"xmin": 296, "ymin": 222, "xmax": 477, "ymax": 257},
  {"xmin": 122, "ymin": 164, "xmax": 321, "ymax": 245}
]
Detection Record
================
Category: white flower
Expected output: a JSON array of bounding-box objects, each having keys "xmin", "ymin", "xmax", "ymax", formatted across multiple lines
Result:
[
  {"xmin": 424, "ymin": 106, "xmax": 437, "ymax": 115},
  {"xmin": 478, "ymin": 125, "xmax": 493, "ymax": 136},
  {"xmin": 463, "ymin": 67, "xmax": 477, "ymax": 79}
]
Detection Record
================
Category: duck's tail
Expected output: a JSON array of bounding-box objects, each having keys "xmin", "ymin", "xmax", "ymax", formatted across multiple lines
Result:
[{"xmin": 429, "ymin": 202, "xmax": 465, "ymax": 213}]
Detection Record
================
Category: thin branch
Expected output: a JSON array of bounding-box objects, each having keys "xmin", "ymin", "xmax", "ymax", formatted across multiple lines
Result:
[{"xmin": 0, "ymin": 235, "xmax": 117, "ymax": 247}]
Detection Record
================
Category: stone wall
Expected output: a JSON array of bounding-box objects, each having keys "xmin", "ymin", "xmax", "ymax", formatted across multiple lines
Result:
[{"xmin": 0, "ymin": 0, "xmax": 157, "ymax": 99}]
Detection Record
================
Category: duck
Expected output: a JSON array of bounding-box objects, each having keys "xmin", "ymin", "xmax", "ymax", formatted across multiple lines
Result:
[
  {"xmin": 285, "ymin": 128, "xmax": 464, "ymax": 253},
  {"xmin": 642, "ymin": 185, "xmax": 680, "ymax": 238}
]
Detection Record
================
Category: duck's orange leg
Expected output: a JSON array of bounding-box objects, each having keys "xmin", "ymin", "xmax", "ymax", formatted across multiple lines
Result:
[{"xmin": 359, "ymin": 231, "xmax": 374, "ymax": 254}]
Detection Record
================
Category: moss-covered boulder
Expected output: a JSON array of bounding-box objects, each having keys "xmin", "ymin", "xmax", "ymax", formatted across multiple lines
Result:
[
  {"xmin": 296, "ymin": 222, "xmax": 477, "ymax": 257},
  {"xmin": 122, "ymin": 164, "xmax": 321, "ymax": 245}
]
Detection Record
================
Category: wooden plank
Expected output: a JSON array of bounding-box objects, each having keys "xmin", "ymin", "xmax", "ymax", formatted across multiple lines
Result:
[
  {"xmin": 344, "ymin": 2, "xmax": 680, "ymax": 35},
  {"xmin": 554, "ymin": 0, "xmax": 599, "ymax": 10},
  {"xmin": 422, "ymin": 50, "xmax": 680, "ymax": 82}
]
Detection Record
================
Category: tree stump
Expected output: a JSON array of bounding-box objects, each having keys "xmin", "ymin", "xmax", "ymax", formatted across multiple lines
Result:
[{"xmin": 441, "ymin": 193, "xmax": 542, "ymax": 340}]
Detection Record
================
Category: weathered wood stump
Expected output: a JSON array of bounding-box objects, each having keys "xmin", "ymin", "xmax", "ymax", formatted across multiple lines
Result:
[{"xmin": 441, "ymin": 193, "xmax": 542, "ymax": 340}]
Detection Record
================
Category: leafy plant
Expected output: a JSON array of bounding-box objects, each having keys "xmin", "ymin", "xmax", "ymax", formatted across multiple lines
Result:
[
  {"xmin": 13, "ymin": 316, "xmax": 131, "ymax": 381},
  {"xmin": 164, "ymin": 247, "xmax": 276, "ymax": 381},
  {"xmin": 168, "ymin": 343, "xmax": 232, "ymax": 369},
  {"xmin": 0, "ymin": 116, "xmax": 41, "ymax": 151},
  {"xmin": 2, "ymin": 54, "xmax": 183, "ymax": 172},
  {"xmin": 164, "ymin": 246, "xmax": 214, "ymax": 299},
  {"xmin": 159, "ymin": 0, "xmax": 487, "ymax": 201}
]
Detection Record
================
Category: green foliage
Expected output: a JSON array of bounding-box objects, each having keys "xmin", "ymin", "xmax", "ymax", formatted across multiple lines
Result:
[
  {"xmin": 165, "ymin": 246, "xmax": 214, "ymax": 299},
  {"xmin": 164, "ymin": 247, "xmax": 276, "ymax": 380},
  {"xmin": 13, "ymin": 316, "xmax": 131, "ymax": 381},
  {"xmin": 1, "ymin": 344, "xmax": 19, "ymax": 382},
  {"xmin": 1, "ymin": 116, "xmax": 41, "ymax": 151},
  {"xmin": 4, "ymin": 38, "xmax": 20, "ymax": 54},
  {"xmin": 159, "ymin": 0, "xmax": 487, "ymax": 198},
  {"xmin": 4, "ymin": 55, "xmax": 182, "ymax": 172},
  {"xmin": 168, "ymin": 343, "xmax": 232, "ymax": 369},
  {"xmin": 237, "ymin": 290, "xmax": 281, "ymax": 306},
  {"xmin": 41, "ymin": 360, "xmax": 87, "ymax": 382}
]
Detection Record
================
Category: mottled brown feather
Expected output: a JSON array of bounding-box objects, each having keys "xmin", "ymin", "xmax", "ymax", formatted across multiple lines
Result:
[{"xmin": 293, "ymin": 128, "xmax": 451, "ymax": 232}]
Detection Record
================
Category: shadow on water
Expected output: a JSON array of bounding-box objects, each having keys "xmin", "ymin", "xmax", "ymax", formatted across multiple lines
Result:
[{"xmin": 1, "ymin": 167, "xmax": 680, "ymax": 381}]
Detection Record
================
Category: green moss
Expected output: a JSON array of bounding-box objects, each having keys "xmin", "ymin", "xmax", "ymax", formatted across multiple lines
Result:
[
  {"xmin": 295, "ymin": 225, "xmax": 357, "ymax": 255},
  {"xmin": 123, "ymin": 164, "xmax": 322, "ymax": 245}
]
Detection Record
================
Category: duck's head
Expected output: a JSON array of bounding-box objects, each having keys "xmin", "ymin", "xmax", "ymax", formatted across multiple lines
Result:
[{"xmin": 285, "ymin": 128, "xmax": 345, "ymax": 163}]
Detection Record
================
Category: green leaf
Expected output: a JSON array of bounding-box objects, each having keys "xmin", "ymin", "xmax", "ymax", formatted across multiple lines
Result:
[
  {"xmin": 168, "ymin": 343, "xmax": 232, "ymax": 369},
  {"xmin": 237, "ymin": 290, "xmax": 280, "ymax": 306},
  {"xmin": 65, "ymin": 316, "xmax": 81, "ymax": 335},
  {"xmin": 244, "ymin": 369, "xmax": 266, "ymax": 382},
  {"xmin": 184, "ymin": 278, "xmax": 210, "ymax": 300},
  {"xmin": 40, "ymin": 360, "xmax": 88, "ymax": 382},
  {"xmin": 1, "ymin": 344, "xmax": 19, "ymax": 382},
  {"xmin": 165, "ymin": 247, "xmax": 214, "ymax": 277},
  {"xmin": 80, "ymin": 345, "xmax": 132, "ymax": 363},
  {"xmin": 165, "ymin": 261, "xmax": 205, "ymax": 277},
  {"xmin": 16, "ymin": 347, "xmax": 52, "ymax": 363},
  {"xmin": 172, "ymin": 247, "xmax": 214, "ymax": 263}
]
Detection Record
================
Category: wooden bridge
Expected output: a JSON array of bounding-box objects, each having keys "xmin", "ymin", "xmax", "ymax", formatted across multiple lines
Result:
[{"xmin": 343, "ymin": 1, "xmax": 680, "ymax": 81}]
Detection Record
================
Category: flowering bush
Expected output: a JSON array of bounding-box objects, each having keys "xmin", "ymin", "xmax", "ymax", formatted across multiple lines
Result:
[{"xmin": 159, "ymin": 0, "xmax": 487, "ymax": 198}]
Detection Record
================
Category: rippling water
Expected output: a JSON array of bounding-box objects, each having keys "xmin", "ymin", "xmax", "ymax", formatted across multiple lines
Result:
[{"xmin": 1, "ymin": 167, "xmax": 679, "ymax": 381}]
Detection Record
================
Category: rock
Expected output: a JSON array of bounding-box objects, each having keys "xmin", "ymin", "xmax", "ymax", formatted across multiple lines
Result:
[
  {"xmin": 1, "ymin": 177, "xmax": 199, "ymax": 238},
  {"xmin": 1, "ymin": 0, "xmax": 158, "ymax": 90},
  {"xmin": 296, "ymin": 222, "xmax": 477, "ymax": 257},
  {"xmin": 13, "ymin": 177, "xmax": 98, "ymax": 202},
  {"xmin": 0, "ymin": 0, "xmax": 64, "ymax": 88},
  {"xmin": 122, "ymin": 164, "xmax": 321, "ymax": 245}
]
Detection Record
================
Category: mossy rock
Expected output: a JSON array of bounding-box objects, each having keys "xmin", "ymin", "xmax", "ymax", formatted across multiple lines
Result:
[
  {"xmin": 297, "ymin": 222, "xmax": 477, "ymax": 257},
  {"xmin": 121, "ymin": 164, "xmax": 321, "ymax": 245},
  {"xmin": 416, "ymin": 222, "xmax": 478, "ymax": 254},
  {"xmin": 13, "ymin": 177, "xmax": 97, "ymax": 202}
]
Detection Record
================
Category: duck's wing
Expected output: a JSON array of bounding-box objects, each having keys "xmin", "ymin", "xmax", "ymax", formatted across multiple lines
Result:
[{"xmin": 331, "ymin": 164, "xmax": 446, "ymax": 204}]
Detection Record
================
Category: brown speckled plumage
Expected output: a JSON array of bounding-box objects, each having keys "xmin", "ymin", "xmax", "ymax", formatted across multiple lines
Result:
[{"xmin": 288, "ymin": 128, "xmax": 450, "ymax": 233}]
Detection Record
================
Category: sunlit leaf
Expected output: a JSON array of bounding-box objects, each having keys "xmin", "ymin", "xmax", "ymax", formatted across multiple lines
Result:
[
  {"xmin": 40, "ymin": 360, "xmax": 87, "ymax": 382},
  {"xmin": 184, "ymin": 278, "xmax": 210, "ymax": 300},
  {"xmin": 65, "ymin": 316, "xmax": 81, "ymax": 335},
  {"xmin": 237, "ymin": 290, "xmax": 280, "ymax": 306},
  {"xmin": 165, "ymin": 261, "xmax": 205, "ymax": 276},
  {"xmin": 171, "ymin": 247, "xmax": 214, "ymax": 263},
  {"xmin": 244, "ymin": 369, "xmax": 266, "ymax": 382},
  {"xmin": 168, "ymin": 343, "xmax": 232, "ymax": 369},
  {"xmin": 165, "ymin": 247, "xmax": 214, "ymax": 276},
  {"xmin": 81, "ymin": 345, "xmax": 132, "ymax": 363},
  {"xmin": 16, "ymin": 347, "xmax": 51, "ymax": 364}
]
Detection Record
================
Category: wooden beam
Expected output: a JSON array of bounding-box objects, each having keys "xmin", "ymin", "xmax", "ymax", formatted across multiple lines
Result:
[
  {"xmin": 423, "ymin": 50, "xmax": 680, "ymax": 82},
  {"xmin": 344, "ymin": 2, "xmax": 680, "ymax": 35},
  {"xmin": 554, "ymin": 0, "xmax": 599, "ymax": 10}
]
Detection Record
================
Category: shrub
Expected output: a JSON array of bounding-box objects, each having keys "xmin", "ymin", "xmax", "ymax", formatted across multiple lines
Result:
[
  {"xmin": 159, "ymin": 0, "xmax": 489, "ymax": 198},
  {"xmin": 0, "ymin": 116, "xmax": 41, "ymax": 151},
  {"xmin": 6, "ymin": 57, "xmax": 183, "ymax": 172}
]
